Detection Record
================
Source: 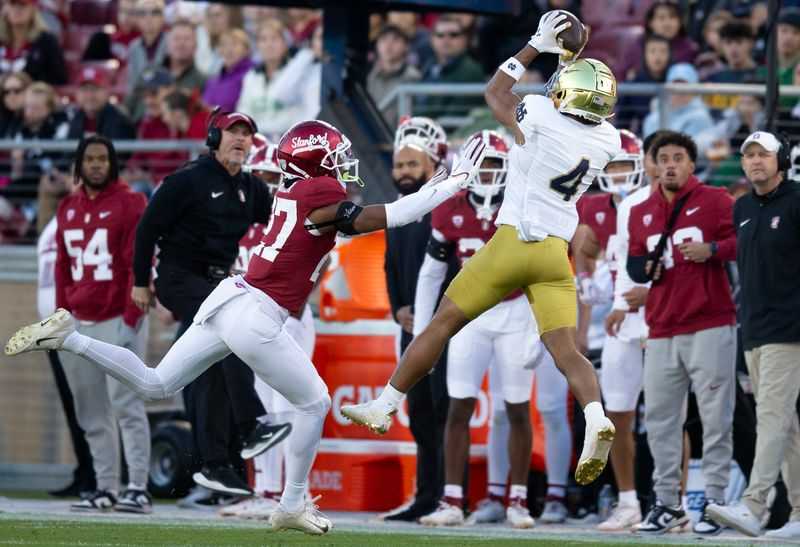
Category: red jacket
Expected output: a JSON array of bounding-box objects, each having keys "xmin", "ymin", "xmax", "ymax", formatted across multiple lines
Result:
[
  {"xmin": 628, "ymin": 176, "xmax": 736, "ymax": 338},
  {"xmin": 55, "ymin": 181, "xmax": 147, "ymax": 327}
]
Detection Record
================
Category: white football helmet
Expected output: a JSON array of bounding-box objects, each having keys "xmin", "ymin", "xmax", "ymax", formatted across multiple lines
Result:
[
  {"xmin": 459, "ymin": 130, "xmax": 510, "ymax": 221},
  {"xmin": 393, "ymin": 116, "xmax": 449, "ymax": 166},
  {"xmin": 597, "ymin": 129, "xmax": 644, "ymax": 195}
]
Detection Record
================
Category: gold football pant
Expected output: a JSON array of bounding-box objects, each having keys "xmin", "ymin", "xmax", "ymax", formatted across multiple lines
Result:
[{"xmin": 445, "ymin": 225, "xmax": 575, "ymax": 335}]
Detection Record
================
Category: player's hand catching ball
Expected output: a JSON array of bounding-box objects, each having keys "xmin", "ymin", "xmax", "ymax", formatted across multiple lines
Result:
[
  {"xmin": 529, "ymin": 11, "xmax": 571, "ymax": 56},
  {"xmin": 450, "ymin": 136, "xmax": 487, "ymax": 189}
]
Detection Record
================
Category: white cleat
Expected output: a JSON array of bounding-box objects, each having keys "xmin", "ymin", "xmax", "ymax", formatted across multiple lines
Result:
[
  {"xmin": 419, "ymin": 500, "xmax": 464, "ymax": 526},
  {"xmin": 575, "ymin": 416, "xmax": 615, "ymax": 485},
  {"xmin": 268, "ymin": 495, "xmax": 332, "ymax": 535},
  {"xmin": 465, "ymin": 498, "xmax": 505, "ymax": 525},
  {"xmin": 5, "ymin": 308, "xmax": 75, "ymax": 356},
  {"xmin": 239, "ymin": 496, "xmax": 280, "ymax": 520},
  {"xmin": 540, "ymin": 499, "xmax": 569, "ymax": 524},
  {"xmin": 339, "ymin": 400, "xmax": 396, "ymax": 436},
  {"xmin": 597, "ymin": 503, "xmax": 642, "ymax": 531},
  {"xmin": 506, "ymin": 500, "xmax": 535, "ymax": 529}
]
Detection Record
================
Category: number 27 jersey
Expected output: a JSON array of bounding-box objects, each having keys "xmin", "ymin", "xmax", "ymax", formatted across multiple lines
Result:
[
  {"xmin": 244, "ymin": 176, "xmax": 346, "ymax": 315},
  {"xmin": 496, "ymin": 94, "xmax": 621, "ymax": 242}
]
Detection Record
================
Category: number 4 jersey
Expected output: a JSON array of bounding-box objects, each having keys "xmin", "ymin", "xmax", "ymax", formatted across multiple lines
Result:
[
  {"xmin": 627, "ymin": 175, "xmax": 737, "ymax": 338},
  {"xmin": 55, "ymin": 181, "xmax": 147, "ymax": 327},
  {"xmin": 497, "ymin": 94, "xmax": 621, "ymax": 243},
  {"xmin": 244, "ymin": 176, "xmax": 346, "ymax": 315}
]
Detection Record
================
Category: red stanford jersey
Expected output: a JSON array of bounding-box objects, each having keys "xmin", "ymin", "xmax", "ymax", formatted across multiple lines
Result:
[
  {"xmin": 234, "ymin": 223, "xmax": 267, "ymax": 273},
  {"xmin": 55, "ymin": 181, "xmax": 147, "ymax": 327},
  {"xmin": 578, "ymin": 193, "xmax": 621, "ymax": 275},
  {"xmin": 244, "ymin": 176, "xmax": 346, "ymax": 315},
  {"xmin": 628, "ymin": 176, "xmax": 736, "ymax": 338},
  {"xmin": 432, "ymin": 191, "xmax": 522, "ymax": 301}
]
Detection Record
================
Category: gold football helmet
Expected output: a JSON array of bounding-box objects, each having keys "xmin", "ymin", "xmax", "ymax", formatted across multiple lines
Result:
[{"xmin": 548, "ymin": 59, "xmax": 617, "ymax": 124}]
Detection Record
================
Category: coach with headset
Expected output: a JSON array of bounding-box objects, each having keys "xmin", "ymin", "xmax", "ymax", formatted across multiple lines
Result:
[
  {"xmin": 131, "ymin": 108, "xmax": 290, "ymax": 498},
  {"xmin": 707, "ymin": 132, "xmax": 800, "ymax": 540}
]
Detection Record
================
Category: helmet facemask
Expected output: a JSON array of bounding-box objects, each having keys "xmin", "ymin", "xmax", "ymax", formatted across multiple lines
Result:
[
  {"xmin": 597, "ymin": 159, "xmax": 644, "ymax": 195},
  {"xmin": 468, "ymin": 156, "xmax": 508, "ymax": 221}
]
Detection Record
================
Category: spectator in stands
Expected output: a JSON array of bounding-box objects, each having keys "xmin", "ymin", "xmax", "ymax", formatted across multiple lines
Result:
[
  {"xmin": 707, "ymin": 131, "xmax": 800, "ymax": 541},
  {"xmin": 617, "ymin": 34, "xmax": 671, "ymax": 135},
  {"xmin": 162, "ymin": 20, "xmax": 206, "ymax": 96},
  {"xmin": 707, "ymin": 22, "xmax": 758, "ymax": 84},
  {"xmin": 642, "ymin": 63, "xmax": 714, "ymax": 139},
  {"xmin": 55, "ymin": 135, "xmax": 153, "ymax": 514},
  {"xmin": 367, "ymin": 24, "xmax": 421, "ymax": 126},
  {"xmin": 110, "ymin": 0, "xmax": 141, "ymax": 64},
  {"xmin": 236, "ymin": 19, "xmax": 295, "ymax": 135},
  {"xmin": 161, "ymin": 89, "xmax": 206, "ymax": 140},
  {"xmin": 194, "ymin": 3, "xmax": 243, "ymax": 77},
  {"xmin": 0, "ymin": 0, "xmax": 66, "ymax": 84},
  {"xmin": 699, "ymin": 94, "xmax": 766, "ymax": 187},
  {"xmin": 386, "ymin": 11, "xmax": 434, "ymax": 69},
  {"xmin": 7, "ymin": 82, "xmax": 68, "ymax": 211},
  {"xmin": 619, "ymin": 1, "xmax": 698, "ymax": 81},
  {"xmin": 124, "ymin": 0, "xmax": 168, "ymax": 123},
  {"xmin": 242, "ymin": 5, "xmax": 280, "ymax": 42},
  {"xmin": 0, "ymin": 70, "xmax": 31, "ymax": 139},
  {"xmin": 627, "ymin": 131, "xmax": 737, "ymax": 536},
  {"xmin": 286, "ymin": 8, "xmax": 320, "ymax": 47},
  {"xmin": 693, "ymin": 10, "xmax": 733, "ymax": 80},
  {"xmin": 125, "ymin": 68, "xmax": 179, "ymax": 192},
  {"xmin": 416, "ymin": 15, "xmax": 484, "ymax": 120},
  {"xmin": 67, "ymin": 67, "xmax": 137, "ymax": 142},
  {"xmin": 774, "ymin": 8, "xmax": 800, "ymax": 94},
  {"xmin": 778, "ymin": 62, "xmax": 800, "ymax": 135},
  {"xmin": 202, "ymin": 28, "xmax": 253, "ymax": 112}
]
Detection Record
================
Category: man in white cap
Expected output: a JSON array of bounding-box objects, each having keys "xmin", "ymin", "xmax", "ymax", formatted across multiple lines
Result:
[{"xmin": 707, "ymin": 131, "xmax": 800, "ymax": 540}]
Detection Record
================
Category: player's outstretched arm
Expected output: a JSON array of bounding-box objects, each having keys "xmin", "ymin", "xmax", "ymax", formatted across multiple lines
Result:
[
  {"xmin": 305, "ymin": 138, "xmax": 486, "ymax": 235},
  {"xmin": 485, "ymin": 11, "xmax": 570, "ymax": 144}
]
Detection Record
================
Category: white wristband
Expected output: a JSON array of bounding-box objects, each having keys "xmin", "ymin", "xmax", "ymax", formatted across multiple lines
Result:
[{"xmin": 499, "ymin": 57, "xmax": 525, "ymax": 81}]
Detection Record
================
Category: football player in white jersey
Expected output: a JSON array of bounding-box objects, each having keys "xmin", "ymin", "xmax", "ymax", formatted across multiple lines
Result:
[{"xmin": 341, "ymin": 11, "xmax": 623, "ymax": 487}]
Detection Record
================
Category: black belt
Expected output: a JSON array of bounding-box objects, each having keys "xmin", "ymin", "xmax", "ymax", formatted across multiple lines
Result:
[{"xmin": 160, "ymin": 262, "xmax": 230, "ymax": 284}]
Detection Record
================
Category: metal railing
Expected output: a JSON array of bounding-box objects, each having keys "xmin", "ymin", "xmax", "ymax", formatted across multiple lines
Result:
[
  {"xmin": 378, "ymin": 82, "xmax": 800, "ymax": 130},
  {"xmin": 0, "ymin": 139, "xmax": 207, "ymax": 154}
]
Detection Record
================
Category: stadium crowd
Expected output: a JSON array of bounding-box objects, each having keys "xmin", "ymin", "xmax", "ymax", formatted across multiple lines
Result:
[{"xmin": 2, "ymin": 0, "xmax": 800, "ymax": 540}]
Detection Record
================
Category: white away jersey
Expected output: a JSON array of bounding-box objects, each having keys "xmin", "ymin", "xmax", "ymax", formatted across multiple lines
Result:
[{"xmin": 496, "ymin": 94, "xmax": 621, "ymax": 242}]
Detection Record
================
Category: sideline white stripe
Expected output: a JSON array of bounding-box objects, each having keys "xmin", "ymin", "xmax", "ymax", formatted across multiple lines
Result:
[
  {"xmin": 314, "ymin": 319, "xmax": 399, "ymax": 336},
  {"xmin": 319, "ymin": 438, "xmax": 487, "ymax": 457}
]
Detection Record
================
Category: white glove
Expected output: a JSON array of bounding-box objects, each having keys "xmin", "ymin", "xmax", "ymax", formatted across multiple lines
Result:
[
  {"xmin": 449, "ymin": 137, "xmax": 487, "ymax": 189},
  {"xmin": 418, "ymin": 167, "xmax": 449, "ymax": 192},
  {"xmin": 577, "ymin": 274, "xmax": 612, "ymax": 306},
  {"xmin": 528, "ymin": 11, "xmax": 571, "ymax": 56}
]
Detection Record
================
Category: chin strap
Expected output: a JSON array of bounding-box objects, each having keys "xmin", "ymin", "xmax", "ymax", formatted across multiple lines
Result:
[{"xmin": 341, "ymin": 172, "xmax": 365, "ymax": 187}]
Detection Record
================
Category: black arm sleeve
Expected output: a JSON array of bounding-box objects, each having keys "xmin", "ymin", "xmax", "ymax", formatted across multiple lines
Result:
[
  {"xmin": 627, "ymin": 254, "xmax": 652, "ymax": 284},
  {"xmin": 132, "ymin": 174, "xmax": 192, "ymax": 286},
  {"xmin": 426, "ymin": 235, "xmax": 456, "ymax": 262}
]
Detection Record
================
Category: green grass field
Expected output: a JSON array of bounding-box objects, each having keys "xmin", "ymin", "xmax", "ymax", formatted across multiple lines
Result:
[{"xmin": 0, "ymin": 515, "xmax": 763, "ymax": 547}]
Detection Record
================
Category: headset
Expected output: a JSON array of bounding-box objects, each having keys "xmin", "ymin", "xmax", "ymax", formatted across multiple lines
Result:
[{"xmin": 205, "ymin": 106, "xmax": 258, "ymax": 151}]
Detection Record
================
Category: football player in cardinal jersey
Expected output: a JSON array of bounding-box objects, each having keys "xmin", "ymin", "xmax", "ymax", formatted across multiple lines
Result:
[
  {"xmin": 414, "ymin": 132, "xmax": 570, "ymax": 529},
  {"xmin": 341, "ymin": 11, "xmax": 622, "ymax": 487},
  {"xmin": 221, "ymin": 135, "xmax": 316, "ymax": 520},
  {"xmin": 52, "ymin": 135, "xmax": 153, "ymax": 513},
  {"xmin": 573, "ymin": 129, "xmax": 647, "ymax": 531},
  {"xmin": 6, "ymin": 119, "xmax": 486, "ymax": 535}
]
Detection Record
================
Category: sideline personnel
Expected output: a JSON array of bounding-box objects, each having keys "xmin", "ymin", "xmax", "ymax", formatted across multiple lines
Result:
[
  {"xmin": 131, "ymin": 109, "xmax": 290, "ymax": 496},
  {"xmin": 708, "ymin": 132, "xmax": 800, "ymax": 540}
]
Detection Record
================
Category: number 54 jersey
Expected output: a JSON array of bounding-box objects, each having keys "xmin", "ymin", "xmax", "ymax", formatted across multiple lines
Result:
[
  {"xmin": 496, "ymin": 94, "xmax": 621, "ymax": 243},
  {"xmin": 244, "ymin": 176, "xmax": 346, "ymax": 316},
  {"xmin": 55, "ymin": 181, "xmax": 147, "ymax": 327}
]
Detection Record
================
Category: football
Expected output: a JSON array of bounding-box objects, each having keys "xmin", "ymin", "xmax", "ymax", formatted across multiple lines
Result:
[{"xmin": 552, "ymin": 10, "xmax": 585, "ymax": 57}]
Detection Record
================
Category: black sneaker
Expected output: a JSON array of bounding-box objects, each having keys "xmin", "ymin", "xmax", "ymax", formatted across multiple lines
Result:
[
  {"xmin": 635, "ymin": 500, "xmax": 689, "ymax": 535},
  {"xmin": 193, "ymin": 464, "xmax": 254, "ymax": 496},
  {"xmin": 70, "ymin": 490, "xmax": 117, "ymax": 512},
  {"xmin": 48, "ymin": 479, "xmax": 96, "ymax": 498},
  {"xmin": 114, "ymin": 489, "xmax": 153, "ymax": 514},
  {"xmin": 383, "ymin": 502, "xmax": 437, "ymax": 522},
  {"xmin": 694, "ymin": 498, "xmax": 724, "ymax": 536},
  {"xmin": 241, "ymin": 421, "xmax": 292, "ymax": 460}
]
